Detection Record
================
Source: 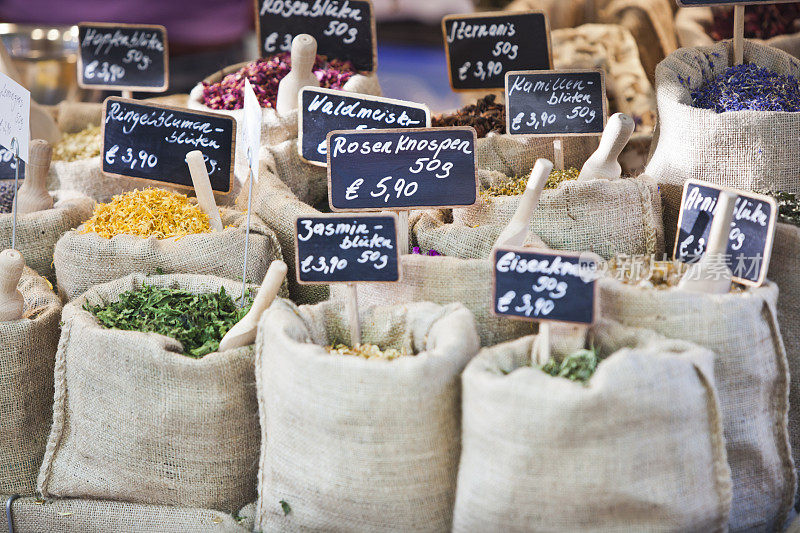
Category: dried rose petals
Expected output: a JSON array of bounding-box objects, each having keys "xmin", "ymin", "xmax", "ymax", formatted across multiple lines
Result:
[{"xmin": 201, "ymin": 52, "xmax": 358, "ymax": 111}]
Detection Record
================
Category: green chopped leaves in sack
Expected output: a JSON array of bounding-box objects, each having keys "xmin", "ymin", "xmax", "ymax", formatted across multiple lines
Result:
[
  {"xmin": 85, "ymin": 283, "xmax": 252, "ymax": 357},
  {"xmin": 481, "ymin": 167, "xmax": 580, "ymax": 199},
  {"xmin": 761, "ymin": 190, "xmax": 800, "ymax": 226},
  {"xmin": 539, "ymin": 346, "xmax": 599, "ymax": 383}
]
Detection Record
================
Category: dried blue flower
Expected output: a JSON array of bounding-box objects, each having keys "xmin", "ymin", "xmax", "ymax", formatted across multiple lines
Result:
[{"xmin": 692, "ymin": 63, "xmax": 800, "ymax": 113}]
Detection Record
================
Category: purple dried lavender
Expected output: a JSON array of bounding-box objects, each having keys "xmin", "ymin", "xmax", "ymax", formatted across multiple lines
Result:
[
  {"xmin": 691, "ymin": 64, "xmax": 800, "ymax": 113},
  {"xmin": 201, "ymin": 52, "xmax": 357, "ymax": 111},
  {"xmin": 0, "ymin": 181, "xmax": 17, "ymax": 214},
  {"xmin": 412, "ymin": 246, "xmax": 440, "ymax": 256}
]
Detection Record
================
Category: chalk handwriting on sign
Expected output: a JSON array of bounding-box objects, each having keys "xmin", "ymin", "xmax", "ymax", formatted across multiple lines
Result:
[
  {"xmin": 299, "ymin": 87, "xmax": 430, "ymax": 165},
  {"xmin": 295, "ymin": 213, "xmax": 400, "ymax": 283},
  {"xmin": 78, "ymin": 23, "xmax": 168, "ymax": 91},
  {"xmin": 327, "ymin": 127, "xmax": 477, "ymax": 211},
  {"xmin": 256, "ymin": 0, "xmax": 376, "ymax": 71},
  {"xmin": 442, "ymin": 11, "xmax": 551, "ymax": 91},
  {"xmin": 505, "ymin": 70, "xmax": 606, "ymax": 136},
  {"xmin": 102, "ymin": 97, "xmax": 236, "ymax": 193},
  {"xmin": 674, "ymin": 179, "xmax": 777, "ymax": 286},
  {"xmin": 0, "ymin": 147, "xmax": 24, "ymax": 180},
  {"xmin": 493, "ymin": 247, "xmax": 600, "ymax": 325},
  {"xmin": 0, "ymin": 73, "xmax": 30, "ymax": 163}
]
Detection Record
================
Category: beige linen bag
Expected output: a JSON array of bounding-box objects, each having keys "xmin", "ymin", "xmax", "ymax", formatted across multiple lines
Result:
[
  {"xmin": 255, "ymin": 299, "xmax": 480, "ymax": 532},
  {"xmin": 54, "ymin": 208, "xmax": 281, "ymax": 301},
  {"xmin": 0, "ymin": 268, "xmax": 61, "ymax": 495},
  {"xmin": 600, "ymin": 278, "xmax": 795, "ymax": 531},
  {"xmin": 645, "ymin": 41, "xmax": 800, "ymax": 247},
  {"xmin": 453, "ymin": 322, "xmax": 732, "ymax": 532},
  {"xmin": 37, "ymin": 274, "xmax": 264, "ymax": 513}
]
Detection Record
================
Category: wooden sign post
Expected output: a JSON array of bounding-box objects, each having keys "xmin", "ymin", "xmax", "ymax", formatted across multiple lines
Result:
[
  {"xmin": 101, "ymin": 97, "xmax": 236, "ymax": 194},
  {"xmin": 295, "ymin": 213, "xmax": 401, "ymax": 344},
  {"xmin": 326, "ymin": 127, "xmax": 478, "ymax": 255},
  {"xmin": 255, "ymin": 0, "xmax": 377, "ymax": 72},
  {"xmin": 505, "ymin": 69, "xmax": 607, "ymax": 171},
  {"xmin": 442, "ymin": 11, "xmax": 552, "ymax": 92},
  {"xmin": 78, "ymin": 23, "xmax": 169, "ymax": 97},
  {"xmin": 299, "ymin": 88, "xmax": 431, "ymax": 166},
  {"xmin": 674, "ymin": 179, "xmax": 777, "ymax": 287},
  {"xmin": 492, "ymin": 247, "xmax": 602, "ymax": 363}
]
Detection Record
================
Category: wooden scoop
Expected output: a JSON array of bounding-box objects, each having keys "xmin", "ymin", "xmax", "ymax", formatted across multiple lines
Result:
[
  {"xmin": 494, "ymin": 158, "xmax": 553, "ymax": 247},
  {"xmin": 0, "ymin": 39, "xmax": 61, "ymax": 145},
  {"xmin": 276, "ymin": 34, "xmax": 320, "ymax": 116},
  {"xmin": 17, "ymin": 139, "xmax": 53, "ymax": 215},
  {"xmin": 577, "ymin": 113, "xmax": 634, "ymax": 182},
  {"xmin": 0, "ymin": 249, "xmax": 25, "ymax": 321},
  {"xmin": 185, "ymin": 150, "xmax": 223, "ymax": 232},
  {"xmin": 218, "ymin": 260, "xmax": 288, "ymax": 351},
  {"xmin": 678, "ymin": 190, "xmax": 736, "ymax": 294}
]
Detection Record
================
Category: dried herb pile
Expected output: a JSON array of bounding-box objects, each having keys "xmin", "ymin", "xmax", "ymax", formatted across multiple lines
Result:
[
  {"xmin": 0, "ymin": 181, "xmax": 16, "ymax": 214},
  {"xmin": 691, "ymin": 64, "xmax": 800, "ymax": 112},
  {"xmin": 710, "ymin": 4, "xmax": 800, "ymax": 40},
  {"xmin": 327, "ymin": 343, "xmax": 411, "ymax": 360},
  {"xmin": 201, "ymin": 52, "xmax": 357, "ymax": 110},
  {"xmin": 52, "ymin": 125, "xmax": 103, "ymax": 162},
  {"xmin": 481, "ymin": 167, "xmax": 580, "ymax": 198},
  {"xmin": 539, "ymin": 347, "xmax": 599, "ymax": 384},
  {"xmin": 763, "ymin": 190, "xmax": 800, "ymax": 226},
  {"xmin": 86, "ymin": 284, "xmax": 251, "ymax": 358},
  {"xmin": 608, "ymin": 258, "xmax": 690, "ymax": 289},
  {"xmin": 432, "ymin": 94, "xmax": 506, "ymax": 138},
  {"xmin": 81, "ymin": 188, "xmax": 211, "ymax": 239}
]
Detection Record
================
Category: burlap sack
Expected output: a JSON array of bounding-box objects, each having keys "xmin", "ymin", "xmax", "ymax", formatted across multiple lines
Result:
[
  {"xmin": 676, "ymin": 7, "xmax": 800, "ymax": 59},
  {"xmin": 331, "ymin": 254, "xmax": 536, "ymax": 347},
  {"xmin": 240, "ymin": 170, "xmax": 326, "ymax": 305},
  {"xmin": 445, "ymin": 173, "xmax": 664, "ymax": 260},
  {"xmin": 2, "ymin": 495, "xmax": 254, "ymax": 533},
  {"xmin": 453, "ymin": 321, "xmax": 732, "ymax": 532},
  {"xmin": 37, "ymin": 273, "xmax": 262, "ymax": 513},
  {"xmin": 645, "ymin": 41, "xmax": 800, "ymax": 248},
  {"xmin": 54, "ymin": 208, "xmax": 281, "ymax": 301},
  {"xmin": 255, "ymin": 298, "xmax": 479, "ymax": 532},
  {"xmin": 473, "ymin": 134, "xmax": 599, "ymax": 175},
  {"xmin": 0, "ymin": 195, "xmax": 94, "ymax": 282},
  {"xmin": 0, "ymin": 268, "xmax": 61, "ymax": 496},
  {"xmin": 600, "ymin": 278, "xmax": 795, "ymax": 530},
  {"xmin": 770, "ymin": 221, "xmax": 800, "ymax": 505},
  {"xmin": 261, "ymin": 137, "xmax": 328, "ymax": 208}
]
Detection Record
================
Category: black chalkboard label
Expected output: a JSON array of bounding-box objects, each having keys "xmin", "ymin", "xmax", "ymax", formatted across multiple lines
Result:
[
  {"xmin": 327, "ymin": 127, "xmax": 477, "ymax": 211},
  {"xmin": 295, "ymin": 213, "xmax": 400, "ymax": 283},
  {"xmin": 77, "ymin": 23, "xmax": 168, "ymax": 92},
  {"xmin": 299, "ymin": 88, "xmax": 430, "ymax": 166},
  {"xmin": 492, "ymin": 247, "xmax": 601, "ymax": 325},
  {"xmin": 0, "ymin": 146, "xmax": 23, "ymax": 180},
  {"xmin": 442, "ymin": 11, "xmax": 551, "ymax": 91},
  {"xmin": 101, "ymin": 97, "xmax": 236, "ymax": 194},
  {"xmin": 674, "ymin": 180, "xmax": 777, "ymax": 286},
  {"xmin": 255, "ymin": 0, "xmax": 377, "ymax": 72},
  {"xmin": 505, "ymin": 70, "xmax": 606, "ymax": 136}
]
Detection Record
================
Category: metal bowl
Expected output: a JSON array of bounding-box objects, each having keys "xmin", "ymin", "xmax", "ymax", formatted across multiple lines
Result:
[{"xmin": 0, "ymin": 24, "xmax": 79, "ymax": 105}]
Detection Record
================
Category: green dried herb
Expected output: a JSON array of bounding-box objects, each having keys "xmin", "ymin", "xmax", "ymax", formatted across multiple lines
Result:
[
  {"xmin": 539, "ymin": 346, "xmax": 599, "ymax": 384},
  {"xmin": 280, "ymin": 500, "xmax": 291, "ymax": 515},
  {"xmin": 762, "ymin": 190, "xmax": 800, "ymax": 227},
  {"xmin": 481, "ymin": 167, "xmax": 580, "ymax": 198},
  {"xmin": 85, "ymin": 283, "xmax": 252, "ymax": 358}
]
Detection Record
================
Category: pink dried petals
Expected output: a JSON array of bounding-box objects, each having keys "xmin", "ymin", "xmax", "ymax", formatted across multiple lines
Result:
[{"xmin": 201, "ymin": 52, "xmax": 357, "ymax": 111}]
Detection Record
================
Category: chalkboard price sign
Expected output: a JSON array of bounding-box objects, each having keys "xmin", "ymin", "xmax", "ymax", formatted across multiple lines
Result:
[
  {"xmin": 295, "ymin": 213, "xmax": 400, "ymax": 283},
  {"xmin": 327, "ymin": 127, "xmax": 477, "ymax": 211},
  {"xmin": 0, "ymin": 146, "xmax": 23, "ymax": 180},
  {"xmin": 102, "ymin": 97, "xmax": 236, "ymax": 193},
  {"xmin": 299, "ymin": 88, "xmax": 430, "ymax": 166},
  {"xmin": 255, "ymin": 0, "xmax": 377, "ymax": 72},
  {"xmin": 505, "ymin": 70, "xmax": 606, "ymax": 136},
  {"xmin": 77, "ymin": 23, "xmax": 168, "ymax": 92},
  {"xmin": 442, "ymin": 11, "xmax": 552, "ymax": 91},
  {"xmin": 674, "ymin": 179, "xmax": 777, "ymax": 286},
  {"xmin": 492, "ymin": 247, "xmax": 600, "ymax": 325}
]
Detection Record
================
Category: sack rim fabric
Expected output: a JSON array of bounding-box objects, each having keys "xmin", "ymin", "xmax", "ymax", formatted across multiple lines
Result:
[
  {"xmin": 599, "ymin": 278, "xmax": 797, "ymax": 529},
  {"xmin": 37, "ymin": 273, "xmax": 259, "ymax": 510},
  {"xmin": 456, "ymin": 326, "xmax": 733, "ymax": 532}
]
